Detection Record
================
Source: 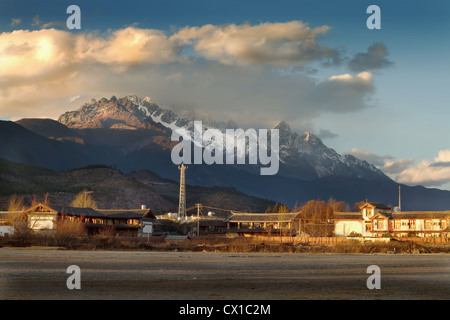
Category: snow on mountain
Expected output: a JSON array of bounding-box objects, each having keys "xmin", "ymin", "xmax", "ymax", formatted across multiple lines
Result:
[{"xmin": 58, "ymin": 94, "xmax": 388, "ymax": 181}]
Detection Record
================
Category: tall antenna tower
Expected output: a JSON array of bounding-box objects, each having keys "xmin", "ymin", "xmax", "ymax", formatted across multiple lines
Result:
[{"xmin": 178, "ymin": 163, "xmax": 187, "ymax": 220}]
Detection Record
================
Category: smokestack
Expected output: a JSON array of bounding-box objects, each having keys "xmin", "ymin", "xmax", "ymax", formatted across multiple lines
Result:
[
  {"xmin": 398, "ymin": 185, "xmax": 401, "ymax": 212},
  {"xmin": 141, "ymin": 204, "xmax": 147, "ymax": 210}
]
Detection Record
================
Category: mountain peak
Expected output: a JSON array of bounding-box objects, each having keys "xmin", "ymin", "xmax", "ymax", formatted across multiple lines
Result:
[
  {"xmin": 58, "ymin": 95, "xmax": 165, "ymax": 130},
  {"xmin": 272, "ymin": 120, "xmax": 291, "ymax": 132}
]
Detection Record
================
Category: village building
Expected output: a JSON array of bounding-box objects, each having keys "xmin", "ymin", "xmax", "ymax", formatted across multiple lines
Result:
[
  {"xmin": 178, "ymin": 218, "xmax": 228, "ymax": 237},
  {"xmin": 334, "ymin": 201, "xmax": 450, "ymax": 238},
  {"xmin": 333, "ymin": 202, "xmax": 391, "ymax": 237},
  {"xmin": 225, "ymin": 211, "xmax": 301, "ymax": 237},
  {"xmin": 22, "ymin": 203, "xmax": 156, "ymax": 236}
]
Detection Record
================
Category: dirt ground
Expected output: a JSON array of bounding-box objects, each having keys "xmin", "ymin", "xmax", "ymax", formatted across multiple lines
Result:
[{"xmin": 0, "ymin": 248, "xmax": 449, "ymax": 300}]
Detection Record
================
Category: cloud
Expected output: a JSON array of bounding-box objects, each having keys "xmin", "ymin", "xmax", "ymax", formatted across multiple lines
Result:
[
  {"xmin": 0, "ymin": 24, "xmax": 376, "ymax": 128},
  {"xmin": 347, "ymin": 147, "xmax": 393, "ymax": 167},
  {"xmin": 172, "ymin": 21, "xmax": 337, "ymax": 66},
  {"xmin": 10, "ymin": 18, "xmax": 21, "ymax": 27},
  {"xmin": 348, "ymin": 147, "xmax": 450, "ymax": 188},
  {"xmin": 381, "ymin": 159, "xmax": 415, "ymax": 176},
  {"xmin": 32, "ymin": 14, "xmax": 41, "ymax": 27},
  {"xmin": 69, "ymin": 95, "xmax": 81, "ymax": 103},
  {"xmin": 348, "ymin": 42, "xmax": 393, "ymax": 72},
  {"xmin": 316, "ymin": 129, "xmax": 338, "ymax": 140},
  {"xmin": 347, "ymin": 148, "xmax": 416, "ymax": 178},
  {"xmin": 309, "ymin": 72, "xmax": 375, "ymax": 114},
  {"xmin": 397, "ymin": 150, "xmax": 450, "ymax": 187},
  {"xmin": 0, "ymin": 27, "xmax": 181, "ymax": 81}
]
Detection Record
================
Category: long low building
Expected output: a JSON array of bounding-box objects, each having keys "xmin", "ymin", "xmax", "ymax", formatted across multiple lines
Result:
[
  {"xmin": 225, "ymin": 211, "xmax": 301, "ymax": 236},
  {"xmin": 23, "ymin": 203, "xmax": 156, "ymax": 236},
  {"xmin": 334, "ymin": 201, "xmax": 450, "ymax": 238}
]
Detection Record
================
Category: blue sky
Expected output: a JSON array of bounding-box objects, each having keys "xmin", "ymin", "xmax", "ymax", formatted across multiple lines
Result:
[{"xmin": 1, "ymin": 0, "xmax": 450, "ymax": 189}]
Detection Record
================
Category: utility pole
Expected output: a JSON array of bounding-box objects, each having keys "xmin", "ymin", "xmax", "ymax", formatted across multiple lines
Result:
[
  {"xmin": 196, "ymin": 203, "xmax": 201, "ymax": 237},
  {"xmin": 178, "ymin": 163, "xmax": 187, "ymax": 220}
]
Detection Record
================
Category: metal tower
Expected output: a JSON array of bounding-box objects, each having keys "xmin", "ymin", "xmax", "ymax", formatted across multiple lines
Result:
[{"xmin": 178, "ymin": 163, "xmax": 187, "ymax": 220}]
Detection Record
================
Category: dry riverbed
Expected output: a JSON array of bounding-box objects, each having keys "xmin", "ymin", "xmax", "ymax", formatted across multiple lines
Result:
[{"xmin": 0, "ymin": 248, "xmax": 449, "ymax": 300}]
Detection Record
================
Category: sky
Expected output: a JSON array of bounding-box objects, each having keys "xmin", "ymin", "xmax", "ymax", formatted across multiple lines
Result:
[{"xmin": 1, "ymin": 0, "xmax": 450, "ymax": 189}]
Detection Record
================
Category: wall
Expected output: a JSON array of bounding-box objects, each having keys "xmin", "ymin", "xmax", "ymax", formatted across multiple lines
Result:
[
  {"xmin": 334, "ymin": 220, "xmax": 363, "ymax": 237},
  {"xmin": 0, "ymin": 226, "xmax": 14, "ymax": 236}
]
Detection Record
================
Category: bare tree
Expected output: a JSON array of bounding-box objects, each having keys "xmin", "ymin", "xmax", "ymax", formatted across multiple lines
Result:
[
  {"xmin": 6, "ymin": 196, "xmax": 30, "ymax": 246},
  {"xmin": 7, "ymin": 194, "xmax": 26, "ymax": 211},
  {"xmin": 54, "ymin": 219, "xmax": 85, "ymax": 247},
  {"xmin": 70, "ymin": 189, "xmax": 97, "ymax": 209}
]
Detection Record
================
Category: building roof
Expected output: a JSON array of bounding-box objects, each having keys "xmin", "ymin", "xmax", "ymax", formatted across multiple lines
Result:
[
  {"xmin": 23, "ymin": 203, "xmax": 155, "ymax": 219},
  {"xmin": 332, "ymin": 212, "xmax": 362, "ymax": 220},
  {"xmin": 225, "ymin": 212, "xmax": 301, "ymax": 223},
  {"xmin": 99, "ymin": 209, "xmax": 156, "ymax": 219},
  {"xmin": 369, "ymin": 212, "xmax": 393, "ymax": 220},
  {"xmin": 391, "ymin": 211, "xmax": 450, "ymax": 219},
  {"xmin": 334, "ymin": 210, "xmax": 450, "ymax": 221},
  {"xmin": 360, "ymin": 202, "xmax": 391, "ymax": 210},
  {"xmin": 53, "ymin": 206, "xmax": 102, "ymax": 217}
]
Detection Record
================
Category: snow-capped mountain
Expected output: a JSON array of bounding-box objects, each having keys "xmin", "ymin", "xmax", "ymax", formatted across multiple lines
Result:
[
  {"xmin": 273, "ymin": 120, "xmax": 386, "ymax": 180},
  {"xmin": 4, "ymin": 95, "xmax": 449, "ymax": 209},
  {"xmin": 58, "ymin": 94, "xmax": 387, "ymax": 182}
]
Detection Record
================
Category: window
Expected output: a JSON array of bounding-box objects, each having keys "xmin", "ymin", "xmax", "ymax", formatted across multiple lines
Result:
[{"xmin": 375, "ymin": 220, "xmax": 386, "ymax": 230}]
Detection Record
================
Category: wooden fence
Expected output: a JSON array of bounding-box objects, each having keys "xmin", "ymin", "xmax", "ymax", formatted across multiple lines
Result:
[
  {"xmin": 395, "ymin": 237, "xmax": 449, "ymax": 244},
  {"xmin": 250, "ymin": 236, "xmax": 449, "ymax": 245}
]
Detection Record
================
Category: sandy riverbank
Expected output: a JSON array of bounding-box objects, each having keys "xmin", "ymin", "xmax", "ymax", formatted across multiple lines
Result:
[{"xmin": 0, "ymin": 249, "xmax": 449, "ymax": 300}]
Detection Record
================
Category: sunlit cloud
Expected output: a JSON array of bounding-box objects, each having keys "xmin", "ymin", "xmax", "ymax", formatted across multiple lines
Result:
[
  {"xmin": 172, "ymin": 21, "xmax": 336, "ymax": 66},
  {"xmin": 397, "ymin": 150, "xmax": 450, "ymax": 187},
  {"xmin": 0, "ymin": 23, "xmax": 377, "ymax": 128}
]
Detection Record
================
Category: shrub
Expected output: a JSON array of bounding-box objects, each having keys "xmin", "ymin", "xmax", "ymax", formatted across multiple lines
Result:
[{"xmin": 54, "ymin": 220, "xmax": 85, "ymax": 247}]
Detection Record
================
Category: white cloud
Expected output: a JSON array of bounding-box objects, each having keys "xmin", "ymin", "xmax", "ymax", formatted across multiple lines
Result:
[
  {"xmin": 397, "ymin": 150, "xmax": 450, "ymax": 187},
  {"xmin": 69, "ymin": 95, "xmax": 81, "ymax": 103},
  {"xmin": 348, "ymin": 147, "xmax": 450, "ymax": 188},
  {"xmin": 0, "ymin": 23, "xmax": 376, "ymax": 128},
  {"xmin": 172, "ymin": 21, "xmax": 336, "ymax": 66},
  {"xmin": 328, "ymin": 71, "xmax": 373, "ymax": 83}
]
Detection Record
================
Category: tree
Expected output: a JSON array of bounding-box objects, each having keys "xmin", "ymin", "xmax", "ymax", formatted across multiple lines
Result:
[
  {"xmin": 300, "ymin": 200, "xmax": 333, "ymax": 236},
  {"xmin": 268, "ymin": 202, "xmax": 290, "ymax": 213},
  {"xmin": 71, "ymin": 189, "xmax": 97, "ymax": 209},
  {"xmin": 54, "ymin": 219, "xmax": 85, "ymax": 247},
  {"xmin": 7, "ymin": 195, "xmax": 31, "ymax": 246},
  {"xmin": 353, "ymin": 201, "xmax": 366, "ymax": 212},
  {"xmin": 7, "ymin": 194, "xmax": 26, "ymax": 211}
]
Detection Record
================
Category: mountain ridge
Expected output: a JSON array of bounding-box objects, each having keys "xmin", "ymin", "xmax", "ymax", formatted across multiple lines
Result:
[
  {"xmin": 3, "ymin": 94, "xmax": 450, "ymax": 210},
  {"xmin": 57, "ymin": 94, "xmax": 387, "ymax": 182}
]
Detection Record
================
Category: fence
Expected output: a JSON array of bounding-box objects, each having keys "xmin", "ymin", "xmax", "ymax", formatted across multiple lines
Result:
[
  {"xmin": 395, "ymin": 236, "xmax": 449, "ymax": 244},
  {"xmin": 252, "ymin": 236, "xmax": 347, "ymax": 245},
  {"xmin": 250, "ymin": 235, "xmax": 449, "ymax": 245}
]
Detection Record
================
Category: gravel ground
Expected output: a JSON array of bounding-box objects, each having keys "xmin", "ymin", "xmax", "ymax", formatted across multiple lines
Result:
[{"xmin": 0, "ymin": 248, "xmax": 449, "ymax": 300}]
